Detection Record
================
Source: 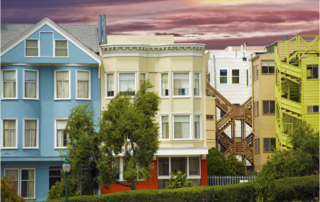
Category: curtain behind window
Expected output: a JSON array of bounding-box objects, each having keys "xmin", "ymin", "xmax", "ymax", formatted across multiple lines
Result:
[
  {"xmin": 107, "ymin": 74, "xmax": 114, "ymax": 96},
  {"xmin": 5, "ymin": 170, "xmax": 18, "ymax": 193},
  {"xmin": 174, "ymin": 116, "xmax": 190, "ymax": 138},
  {"xmin": 55, "ymin": 41, "xmax": 67, "ymax": 56},
  {"xmin": 77, "ymin": 71, "xmax": 89, "ymax": 98},
  {"xmin": 21, "ymin": 170, "xmax": 35, "ymax": 198},
  {"xmin": 57, "ymin": 71, "xmax": 69, "ymax": 98},
  {"xmin": 194, "ymin": 73, "xmax": 199, "ymax": 96},
  {"xmin": 25, "ymin": 120, "xmax": 37, "ymax": 147},
  {"xmin": 161, "ymin": 74, "xmax": 169, "ymax": 96},
  {"xmin": 162, "ymin": 116, "xmax": 169, "ymax": 139},
  {"xmin": 4, "ymin": 71, "xmax": 16, "ymax": 98},
  {"xmin": 3, "ymin": 120, "xmax": 16, "ymax": 147},
  {"xmin": 56, "ymin": 120, "xmax": 67, "ymax": 147},
  {"xmin": 25, "ymin": 71, "xmax": 37, "ymax": 98},
  {"xmin": 194, "ymin": 116, "xmax": 200, "ymax": 139},
  {"xmin": 26, "ymin": 40, "xmax": 38, "ymax": 56},
  {"xmin": 119, "ymin": 73, "xmax": 135, "ymax": 93}
]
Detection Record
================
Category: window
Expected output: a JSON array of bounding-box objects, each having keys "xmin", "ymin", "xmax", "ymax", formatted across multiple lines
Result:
[
  {"xmin": 307, "ymin": 65, "xmax": 318, "ymax": 79},
  {"xmin": 307, "ymin": 105, "xmax": 319, "ymax": 113},
  {"xmin": 258, "ymin": 138, "xmax": 260, "ymax": 153},
  {"xmin": 158, "ymin": 157, "xmax": 169, "ymax": 176},
  {"xmin": 174, "ymin": 116, "xmax": 190, "ymax": 139},
  {"xmin": 26, "ymin": 40, "xmax": 38, "ymax": 56},
  {"xmin": 161, "ymin": 73, "xmax": 169, "ymax": 96},
  {"xmin": 119, "ymin": 73, "xmax": 135, "ymax": 96},
  {"xmin": 77, "ymin": 71, "xmax": 90, "ymax": 99},
  {"xmin": 24, "ymin": 70, "xmax": 38, "ymax": 99},
  {"xmin": 194, "ymin": 73, "xmax": 200, "ymax": 96},
  {"xmin": 220, "ymin": 110, "xmax": 226, "ymax": 119},
  {"xmin": 254, "ymin": 102, "xmax": 259, "ymax": 116},
  {"xmin": 55, "ymin": 71, "xmax": 70, "ymax": 99},
  {"xmin": 24, "ymin": 120, "xmax": 38, "ymax": 148},
  {"xmin": 264, "ymin": 138, "xmax": 276, "ymax": 152},
  {"xmin": 256, "ymin": 65, "xmax": 259, "ymax": 80},
  {"xmin": 106, "ymin": 73, "xmax": 114, "ymax": 97},
  {"xmin": 246, "ymin": 69, "xmax": 249, "ymax": 86},
  {"xmin": 220, "ymin": 69, "xmax": 227, "ymax": 84},
  {"xmin": 55, "ymin": 40, "xmax": 68, "ymax": 57},
  {"xmin": 56, "ymin": 120, "xmax": 68, "ymax": 148},
  {"xmin": 113, "ymin": 157, "xmax": 120, "ymax": 180},
  {"xmin": 189, "ymin": 157, "xmax": 200, "ymax": 175},
  {"xmin": 206, "ymin": 115, "xmax": 214, "ymax": 120},
  {"xmin": 171, "ymin": 157, "xmax": 187, "ymax": 175},
  {"xmin": 3, "ymin": 70, "xmax": 17, "ymax": 98},
  {"xmin": 262, "ymin": 61, "xmax": 275, "ymax": 74},
  {"xmin": 140, "ymin": 73, "xmax": 146, "ymax": 87},
  {"xmin": 161, "ymin": 116, "xmax": 169, "ymax": 139},
  {"xmin": 173, "ymin": 73, "xmax": 189, "ymax": 96},
  {"xmin": 255, "ymin": 139, "xmax": 260, "ymax": 154},
  {"xmin": 5, "ymin": 169, "xmax": 19, "ymax": 193},
  {"xmin": 232, "ymin": 69, "xmax": 239, "ymax": 84},
  {"xmin": 2, "ymin": 120, "xmax": 17, "ymax": 148},
  {"xmin": 194, "ymin": 115, "xmax": 200, "ymax": 139},
  {"xmin": 263, "ymin": 101, "xmax": 275, "ymax": 114},
  {"xmin": 21, "ymin": 169, "xmax": 35, "ymax": 199},
  {"xmin": 49, "ymin": 169, "xmax": 62, "ymax": 189}
]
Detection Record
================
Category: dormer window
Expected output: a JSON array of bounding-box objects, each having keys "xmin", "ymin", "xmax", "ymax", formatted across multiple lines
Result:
[
  {"xmin": 55, "ymin": 40, "xmax": 68, "ymax": 57},
  {"xmin": 26, "ymin": 40, "xmax": 38, "ymax": 56}
]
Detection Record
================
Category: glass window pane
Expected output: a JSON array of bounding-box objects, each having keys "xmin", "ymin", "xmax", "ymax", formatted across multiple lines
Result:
[
  {"xmin": 25, "ymin": 71, "xmax": 36, "ymax": 80},
  {"xmin": 270, "ymin": 101, "xmax": 275, "ymax": 114},
  {"xmin": 313, "ymin": 106, "xmax": 319, "ymax": 112},
  {"xmin": 56, "ymin": 41, "xmax": 67, "ymax": 48},
  {"xmin": 307, "ymin": 66, "xmax": 312, "ymax": 79},
  {"xmin": 313, "ymin": 66, "xmax": 318, "ymax": 79},
  {"xmin": 263, "ymin": 101, "xmax": 269, "ymax": 114},
  {"xmin": 4, "ymin": 71, "xmax": 16, "ymax": 80},
  {"xmin": 220, "ymin": 77, "xmax": 227, "ymax": 84},
  {"xmin": 161, "ymin": 73, "xmax": 169, "ymax": 96},
  {"xmin": 78, "ymin": 72, "xmax": 89, "ymax": 80},
  {"xmin": 189, "ymin": 157, "xmax": 200, "ymax": 175},
  {"xmin": 158, "ymin": 157, "xmax": 169, "ymax": 176},
  {"xmin": 56, "ymin": 49, "xmax": 67, "ymax": 57},
  {"xmin": 174, "ymin": 73, "xmax": 188, "ymax": 79},
  {"xmin": 269, "ymin": 66, "xmax": 275, "ymax": 73},
  {"xmin": 307, "ymin": 106, "xmax": 313, "ymax": 112},
  {"xmin": 162, "ymin": 116, "xmax": 169, "ymax": 139},
  {"xmin": 271, "ymin": 139, "xmax": 276, "ymax": 151},
  {"xmin": 57, "ymin": 72, "xmax": 69, "ymax": 80},
  {"xmin": 5, "ymin": 170, "xmax": 18, "ymax": 180},
  {"xmin": 262, "ymin": 66, "xmax": 268, "ymax": 74},
  {"xmin": 220, "ymin": 70, "xmax": 227, "ymax": 76},
  {"xmin": 158, "ymin": 179, "xmax": 169, "ymax": 189},
  {"xmin": 56, "ymin": 120, "xmax": 67, "ymax": 129},
  {"xmin": 171, "ymin": 157, "xmax": 187, "ymax": 175},
  {"xmin": 232, "ymin": 77, "xmax": 239, "ymax": 84},
  {"xmin": 26, "ymin": 40, "xmax": 38, "ymax": 48},
  {"xmin": 264, "ymin": 138, "xmax": 270, "ymax": 152},
  {"xmin": 232, "ymin": 70, "xmax": 239, "ymax": 76}
]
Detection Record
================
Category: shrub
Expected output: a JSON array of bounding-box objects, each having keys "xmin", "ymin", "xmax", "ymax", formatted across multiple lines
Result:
[
  {"xmin": 207, "ymin": 147, "xmax": 229, "ymax": 176},
  {"xmin": 1, "ymin": 177, "xmax": 25, "ymax": 202},
  {"xmin": 46, "ymin": 174, "xmax": 80, "ymax": 200},
  {"xmin": 165, "ymin": 171, "xmax": 193, "ymax": 189}
]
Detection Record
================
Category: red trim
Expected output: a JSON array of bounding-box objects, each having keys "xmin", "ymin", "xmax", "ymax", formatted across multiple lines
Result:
[{"xmin": 201, "ymin": 158, "xmax": 207, "ymax": 186}]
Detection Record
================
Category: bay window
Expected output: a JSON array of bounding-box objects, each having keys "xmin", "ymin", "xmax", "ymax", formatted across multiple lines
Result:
[
  {"xmin": 2, "ymin": 119, "xmax": 17, "ymax": 148},
  {"xmin": 174, "ymin": 116, "xmax": 190, "ymax": 139},
  {"xmin": 119, "ymin": 73, "xmax": 135, "ymax": 96},
  {"xmin": 173, "ymin": 73, "xmax": 189, "ymax": 96},
  {"xmin": 106, "ymin": 73, "xmax": 114, "ymax": 97},
  {"xmin": 55, "ymin": 120, "xmax": 68, "ymax": 148},
  {"xmin": 55, "ymin": 71, "xmax": 70, "ymax": 99},
  {"xmin": 3, "ymin": 70, "xmax": 17, "ymax": 98},
  {"xmin": 161, "ymin": 116, "xmax": 169, "ymax": 139},
  {"xmin": 194, "ymin": 116, "xmax": 200, "ymax": 139},
  {"xmin": 140, "ymin": 73, "xmax": 146, "ymax": 87},
  {"xmin": 77, "ymin": 71, "xmax": 90, "ymax": 99},
  {"xmin": 194, "ymin": 73, "xmax": 200, "ymax": 96},
  {"xmin": 161, "ymin": 73, "xmax": 169, "ymax": 96},
  {"xmin": 24, "ymin": 119, "xmax": 38, "ymax": 148},
  {"xmin": 24, "ymin": 70, "xmax": 38, "ymax": 99}
]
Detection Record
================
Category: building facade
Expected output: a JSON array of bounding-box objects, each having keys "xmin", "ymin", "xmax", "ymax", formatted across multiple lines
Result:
[
  {"xmin": 99, "ymin": 35, "xmax": 209, "ymax": 193},
  {"xmin": 1, "ymin": 17, "xmax": 101, "ymax": 201}
]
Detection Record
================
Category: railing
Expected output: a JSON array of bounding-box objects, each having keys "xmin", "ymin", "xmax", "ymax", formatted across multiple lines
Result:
[
  {"xmin": 206, "ymin": 83, "xmax": 233, "ymax": 113},
  {"xmin": 217, "ymin": 108, "xmax": 234, "ymax": 130},
  {"xmin": 207, "ymin": 176, "xmax": 256, "ymax": 186}
]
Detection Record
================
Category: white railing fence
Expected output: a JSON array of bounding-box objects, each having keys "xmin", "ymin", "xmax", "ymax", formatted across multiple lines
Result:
[{"xmin": 207, "ymin": 176, "xmax": 256, "ymax": 186}]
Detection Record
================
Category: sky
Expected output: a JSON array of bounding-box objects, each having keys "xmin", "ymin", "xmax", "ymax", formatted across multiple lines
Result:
[{"xmin": 1, "ymin": 0, "xmax": 319, "ymax": 49}]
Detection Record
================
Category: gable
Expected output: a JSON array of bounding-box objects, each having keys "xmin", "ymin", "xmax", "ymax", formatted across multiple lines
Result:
[{"xmin": 1, "ymin": 18, "xmax": 100, "ymax": 65}]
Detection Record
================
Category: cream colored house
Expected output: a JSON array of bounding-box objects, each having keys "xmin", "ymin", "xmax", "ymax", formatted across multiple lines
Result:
[{"xmin": 99, "ymin": 35, "xmax": 211, "ymax": 191}]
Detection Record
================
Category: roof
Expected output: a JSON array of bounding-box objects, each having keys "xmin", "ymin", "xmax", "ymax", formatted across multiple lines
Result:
[{"xmin": 1, "ymin": 23, "xmax": 99, "ymax": 53}]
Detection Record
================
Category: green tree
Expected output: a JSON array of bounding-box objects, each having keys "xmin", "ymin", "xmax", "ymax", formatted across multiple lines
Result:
[
  {"xmin": 226, "ymin": 155, "xmax": 245, "ymax": 176},
  {"xmin": 62, "ymin": 80, "xmax": 160, "ymax": 191},
  {"xmin": 207, "ymin": 147, "xmax": 229, "ymax": 176},
  {"xmin": 1, "ymin": 177, "xmax": 25, "ymax": 202},
  {"xmin": 165, "ymin": 171, "xmax": 193, "ymax": 189}
]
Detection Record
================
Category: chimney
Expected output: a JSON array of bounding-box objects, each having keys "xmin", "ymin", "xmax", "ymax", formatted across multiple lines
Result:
[
  {"xmin": 103, "ymin": 15, "xmax": 107, "ymax": 44},
  {"xmin": 285, "ymin": 34, "xmax": 288, "ymax": 41},
  {"xmin": 98, "ymin": 15, "xmax": 102, "ymax": 45}
]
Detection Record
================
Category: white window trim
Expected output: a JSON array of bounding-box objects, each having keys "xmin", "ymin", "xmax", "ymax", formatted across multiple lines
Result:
[
  {"xmin": 1, "ymin": 69, "xmax": 18, "ymax": 99},
  {"xmin": 54, "ymin": 70, "xmax": 71, "ymax": 100},
  {"xmin": 172, "ymin": 72, "xmax": 191, "ymax": 98},
  {"xmin": 24, "ymin": 39, "xmax": 40, "ymax": 57},
  {"xmin": 75, "ymin": 70, "xmax": 91, "ymax": 100},
  {"xmin": 54, "ymin": 119, "xmax": 68, "ymax": 149},
  {"xmin": 157, "ymin": 156, "xmax": 201, "ymax": 179},
  {"xmin": 23, "ymin": 118, "xmax": 39, "ymax": 149},
  {"xmin": 1, "ymin": 119, "xmax": 18, "ymax": 149},
  {"xmin": 117, "ymin": 72, "xmax": 136, "ymax": 97},
  {"xmin": 219, "ymin": 69, "xmax": 228, "ymax": 84},
  {"xmin": 23, "ymin": 69, "xmax": 39, "ymax": 100},
  {"xmin": 159, "ymin": 72, "xmax": 169, "ymax": 98},
  {"xmin": 54, "ymin": 39, "xmax": 69, "ymax": 58},
  {"xmin": 194, "ymin": 113, "xmax": 202, "ymax": 140},
  {"xmin": 4, "ymin": 168, "xmax": 20, "ymax": 194},
  {"xmin": 172, "ymin": 114, "xmax": 192, "ymax": 140},
  {"xmin": 160, "ymin": 114, "xmax": 170, "ymax": 140},
  {"xmin": 231, "ymin": 68, "xmax": 240, "ymax": 84},
  {"xmin": 193, "ymin": 72, "xmax": 201, "ymax": 98},
  {"xmin": 105, "ymin": 72, "xmax": 115, "ymax": 99},
  {"xmin": 20, "ymin": 168, "xmax": 36, "ymax": 199}
]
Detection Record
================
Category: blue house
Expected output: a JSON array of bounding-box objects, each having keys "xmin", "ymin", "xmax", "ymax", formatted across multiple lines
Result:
[{"xmin": 1, "ymin": 17, "xmax": 101, "ymax": 201}]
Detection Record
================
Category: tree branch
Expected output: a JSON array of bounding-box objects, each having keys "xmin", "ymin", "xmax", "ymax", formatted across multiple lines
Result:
[{"xmin": 115, "ymin": 179, "xmax": 133, "ymax": 189}]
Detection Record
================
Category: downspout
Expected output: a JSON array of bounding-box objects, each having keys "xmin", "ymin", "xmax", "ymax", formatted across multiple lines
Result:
[{"xmin": 213, "ymin": 55, "xmax": 216, "ymax": 88}]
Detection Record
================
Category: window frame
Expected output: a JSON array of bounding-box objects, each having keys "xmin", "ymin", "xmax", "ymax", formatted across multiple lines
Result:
[
  {"xmin": 160, "ymin": 114, "xmax": 170, "ymax": 140},
  {"xmin": 157, "ymin": 156, "xmax": 201, "ymax": 180},
  {"xmin": 75, "ymin": 70, "xmax": 91, "ymax": 100},
  {"xmin": 23, "ymin": 118, "xmax": 39, "ymax": 149},
  {"xmin": 231, "ymin": 69, "xmax": 240, "ymax": 84},
  {"xmin": 172, "ymin": 72, "xmax": 191, "ymax": 98},
  {"xmin": 219, "ymin": 69, "xmax": 228, "ymax": 84},
  {"xmin": 54, "ymin": 70, "xmax": 71, "ymax": 100},
  {"xmin": 256, "ymin": 65, "xmax": 259, "ymax": 80},
  {"xmin": 1, "ymin": 119, "xmax": 18, "ymax": 149},
  {"xmin": 2, "ymin": 69, "xmax": 18, "ymax": 99},
  {"xmin": 23, "ymin": 69, "xmax": 39, "ymax": 100},
  {"xmin": 4, "ymin": 168, "xmax": 20, "ymax": 194},
  {"xmin": 173, "ymin": 114, "xmax": 192, "ymax": 140},
  {"xmin": 105, "ymin": 72, "xmax": 115, "ymax": 99},
  {"xmin": 194, "ymin": 114, "xmax": 201, "ymax": 139},
  {"xmin": 25, "ymin": 39, "xmax": 40, "ymax": 57},
  {"xmin": 307, "ymin": 105, "xmax": 319, "ymax": 113},
  {"xmin": 54, "ymin": 119, "xmax": 68, "ymax": 149},
  {"xmin": 263, "ymin": 138, "xmax": 276, "ymax": 153},
  {"xmin": 118, "ymin": 72, "xmax": 136, "ymax": 97},
  {"xmin": 306, "ymin": 65, "xmax": 319, "ymax": 79},
  {"xmin": 261, "ymin": 60, "xmax": 275, "ymax": 74},
  {"xmin": 160, "ymin": 72, "xmax": 169, "ymax": 98},
  {"xmin": 262, "ymin": 100, "xmax": 275, "ymax": 115},
  {"xmin": 54, "ymin": 39, "xmax": 69, "ymax": 57},
  {"xmin": 20, "ymin": 168, "xmax": 36, "ymax": 199},
  {"xmin": 193, "ymin": 72, "xmax": 201, "ymax": 97}
]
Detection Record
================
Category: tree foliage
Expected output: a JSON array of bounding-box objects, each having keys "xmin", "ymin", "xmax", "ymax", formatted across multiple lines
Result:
[
  {"xmin": 165, "ymin": 171, "xmax": 193, "ymax": 189},
  {"xmin": 1, "ymin": 177, "xmax": 25, "ymax": 202},
  {"xmin": 226, "ymin": 155, "xmax": 245, "ymax": 176},
  {"xmin": 62, "ymin": 80, "xmax": 160, "ymax": 191}
]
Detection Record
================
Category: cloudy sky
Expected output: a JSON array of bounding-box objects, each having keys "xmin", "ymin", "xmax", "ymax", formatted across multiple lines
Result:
[{"xmin": 2, "ymin": 0, "xmax": 319, "ymax": 49}]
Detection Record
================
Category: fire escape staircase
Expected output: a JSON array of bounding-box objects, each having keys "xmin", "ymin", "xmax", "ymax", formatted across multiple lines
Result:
[{"xmin": 206, "ymin": 83, "xmax": 254, "ymax": 165}]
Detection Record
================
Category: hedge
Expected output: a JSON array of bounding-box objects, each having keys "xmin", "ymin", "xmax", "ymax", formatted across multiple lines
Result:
[{"xmin": 48, "ymin": 175, "xmax": 318, "ymax": 202}]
